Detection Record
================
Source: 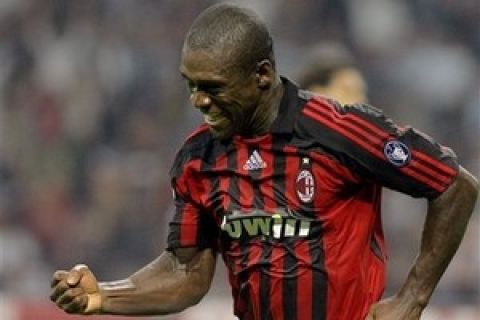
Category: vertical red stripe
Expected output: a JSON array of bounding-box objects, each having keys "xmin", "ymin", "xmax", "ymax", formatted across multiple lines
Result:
[
  {"xmin": 217, "ymin": 154, "xmax": 231, "ymax": 211},
  {"xmin": 268, "ymin": 137, "xmax": 284, "ymax": 320},
  {"xmin": 270, "ymin": 246, "xmax": 284, "ymax": 320},
  {"xmin": 237, "ymin": 143, "xmax": 259, "ymax": 318},
  {"xmin": 284, "ymin": 146, "xmax": 305, "ymax": 319},
  {"xmin": 179, "ymin": 159, "xmax": 202, "ymax": 246},
  {"xmin": 182, "ymin": 159, "xmax": 203, "ymax": 200},
  {"xmin": 250, "ymin": 272, "xmax": 261, "ymax": 320},
  {"xmin": 296, "ymin": 241, "xmax": 313, "ymax": 320},
  {"xmin": 179, "ymin": 210, "xmax": 197, "ymax": 246},
  {"xmin": 228, "ymin": 243, "xmax": 246, "ymax": 317},
  {"xmin": 248, "ymin": 244, "xmax": 263, "ymax": 320}
]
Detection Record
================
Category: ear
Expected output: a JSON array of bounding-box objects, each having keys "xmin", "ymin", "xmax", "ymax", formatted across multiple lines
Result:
[{"xmin": 255, "ymin": 59, "xmax": 274, "ymax": 90}]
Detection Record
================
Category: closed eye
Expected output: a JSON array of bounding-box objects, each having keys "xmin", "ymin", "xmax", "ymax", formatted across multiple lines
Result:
[{"xmin": 181, "ymin": 74, "xmax": 226, "ymax": 96}]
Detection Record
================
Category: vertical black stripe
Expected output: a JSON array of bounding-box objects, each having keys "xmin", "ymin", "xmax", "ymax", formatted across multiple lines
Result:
[
  {"xmin": 260, "ymin": 246, "xmax": 272, "ymax": 320},
  {"xmin": 276, "ymin": 139, "xmax": 298, "ymax": 320},
  {"xmin": 166, "ymin": 195, "xmax": 185, "ymax": 249},
  {"xmin": 272, "ymin": 138, "xmax": 287, "ymax": 206},
  {"xmin": 207, "ymin": 142, "xmax": 229, "ymax": 216},
  {"xmin": 283, "ymin": 250, "xmax": 298, "ymax": 320},
  {"xmin": 198, "ymin": 151, "xmax": 214, "ymax": 248},
  {"xmin": 248, "ymin": 145, "xmax": 264, "ymax": 209},
  {"xmin": 202, "ymin": 141, "xmax": 228, "ymax": 248},
  {"xmin": 226, "ymin": 143, "xmax": 239, "ymax": 263},
  {"xmin": 310, "ymin": 241, "xmax": 327, "ymax": 319},
  {"xmin": 228, "ymin": 144, "xmax": 240, "ymax": 211},
  {"xmin": 306, "ymin": 152, "xmax": 327, "ymax": 320},
  {"xmin": 220, "ymin": 144, "xmax": 238, "ymax": 293},
  {"xmin": 246, "ymin": 145, "xmax": 271, "ymax": 320},
  {"xmin": 229, "ymin": 144, "xmax": 253, "ymax": 317},
  {"xmin": 282, "ymin": 145, "xmax": 303, "ymax": 320}
]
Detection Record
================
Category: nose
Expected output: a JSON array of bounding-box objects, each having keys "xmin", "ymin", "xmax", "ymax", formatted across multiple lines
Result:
[{"xmin": 190, "ymin": 91, "xmax": 212, "ymax": 111}]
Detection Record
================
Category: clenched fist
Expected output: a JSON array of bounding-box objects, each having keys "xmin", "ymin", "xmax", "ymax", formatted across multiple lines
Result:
[
  {"xmin": 365, "ymin": 295, "xmax": 423, "ymax": 320},
  {"xmin": 50, "ymin": 264, "xmax": 102, "ymax": 314}
]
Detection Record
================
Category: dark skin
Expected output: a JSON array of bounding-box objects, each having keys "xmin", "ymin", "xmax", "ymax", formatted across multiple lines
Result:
[
  {"xmin": 180, "ymin": 47, "xmax": 284, "ymax": 140},
  {"xmin": 366, "ymin": 167, "xmax": 478, "ymax": 319},
  {"xmin": 50, "ymin": 249, "xmax": 216, "ymax": 315},
  {"xmin": 50, "ymin": 44, "xmax": 285, "ymax": 315},
  {"xmin": 50, "ymin": 44, "xmax": 479, "ymax": 319}
]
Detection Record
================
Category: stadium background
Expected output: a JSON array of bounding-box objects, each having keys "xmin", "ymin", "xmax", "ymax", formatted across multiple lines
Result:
[{"xmin": 0, "ymin": 0, "xmax": 478, "ymax": 319}]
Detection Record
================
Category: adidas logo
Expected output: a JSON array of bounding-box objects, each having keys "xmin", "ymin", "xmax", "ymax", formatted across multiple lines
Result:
[{"xmin": 243, "ymin": 150, "xmax": 267, "ymax": 171}]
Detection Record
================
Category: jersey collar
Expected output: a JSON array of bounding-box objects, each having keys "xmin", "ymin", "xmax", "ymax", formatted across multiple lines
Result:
[{"xmin": 270, "ymin": 76, "xmax": 301, "ymax": 135}]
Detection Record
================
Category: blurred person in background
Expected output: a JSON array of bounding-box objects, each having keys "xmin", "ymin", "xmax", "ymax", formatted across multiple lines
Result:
[
  {"xmin": 0, "ymin": 165, "xmax": 50, "ymax": 298},
  {"xmin": 296, "ymin": 42, "xmax": 368, "ymax": 105},
  {"xmin": 295, "ymin": 39, "xmax": 480, "ymax": 311},
  {"xmin": 49, "ymin": 4, "xmax": 478, "ymax": 320}
]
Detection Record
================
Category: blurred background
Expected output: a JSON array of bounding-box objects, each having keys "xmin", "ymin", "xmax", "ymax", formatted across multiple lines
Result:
[{"xmin": 0, "ymin": 0, "xmax": 478, "ymax": 319}]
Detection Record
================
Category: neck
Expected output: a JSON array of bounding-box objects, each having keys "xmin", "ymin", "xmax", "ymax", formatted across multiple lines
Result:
[{"xmin": 244, "ymin": 76, "xmax": 284, "ymax": 137}]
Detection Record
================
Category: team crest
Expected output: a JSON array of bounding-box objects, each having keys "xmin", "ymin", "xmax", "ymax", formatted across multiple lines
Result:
[
  {"xmin": 296, "ymin": 169, "xmax": 315, "ymax": 203},
  {"xmin": 383, "ymin": 140, "xmax": 410, "ymax": 167}
]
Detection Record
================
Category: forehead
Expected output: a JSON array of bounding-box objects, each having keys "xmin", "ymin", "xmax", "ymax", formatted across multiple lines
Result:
[{"xmin": 180, "ymin": 45, "xmax": 237, "ymax": 81}]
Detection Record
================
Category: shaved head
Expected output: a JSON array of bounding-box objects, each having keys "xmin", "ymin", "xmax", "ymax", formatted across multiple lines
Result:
[{"xmin": 184, "ymin": 4, "xmax": 274, "ymax": 75}]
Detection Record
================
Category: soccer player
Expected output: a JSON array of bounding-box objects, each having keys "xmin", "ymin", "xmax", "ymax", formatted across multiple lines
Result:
[
  {"xmin": 296, "ymin": 43, "xmax": 368, "ymax": 104},
  {"xmin": 50, "ymin": 4, "xmax": 478, "ymax": 320}
]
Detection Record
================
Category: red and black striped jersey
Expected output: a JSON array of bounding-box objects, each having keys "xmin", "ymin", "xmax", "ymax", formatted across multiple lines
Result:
[{"xmin": 167, "ymin": 77, "xmax": 458, "ymax": 320}]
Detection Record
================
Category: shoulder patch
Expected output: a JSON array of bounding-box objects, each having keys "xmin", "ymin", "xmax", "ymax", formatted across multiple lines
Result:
[{"xmin": 383, "ymin": 140, "xmax": 411, "ymax": 167}]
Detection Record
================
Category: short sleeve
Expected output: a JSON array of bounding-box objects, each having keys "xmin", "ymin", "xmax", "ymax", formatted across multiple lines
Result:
[
  {"xmin": 166, "ymin": 143, "xmax": 218, "ymax": 250},
  {"xmin": 166, "ymin": 181, "xmax": 217, "ymax": 250},
  {"xmin": 300, "ymin": 97, "xmax": 459, "ymax": 199}
]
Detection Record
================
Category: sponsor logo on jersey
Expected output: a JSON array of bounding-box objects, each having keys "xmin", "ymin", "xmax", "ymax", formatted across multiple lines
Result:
[
  {"xmin": 383, "ymin": 140, "xmax": 410, "ymax": 166},
  {"xmin": 296, "ymin": 169, "xmax": 315, "ymax": 203},
  {"xmin": 243, "ymin": 150, "xmax": 267, "ymax": 171},
  {"xmin": 220, "ymin": 209, "xmax": 312, "ymax": 240}
]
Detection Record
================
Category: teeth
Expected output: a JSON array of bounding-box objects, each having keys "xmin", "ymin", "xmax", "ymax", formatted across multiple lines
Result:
[{"xmin": 205, "ymin": 114, "xmax": 221, "ymax": 125}]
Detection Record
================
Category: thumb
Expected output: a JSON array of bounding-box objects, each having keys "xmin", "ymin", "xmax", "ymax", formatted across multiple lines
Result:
[
  {"xmin": 66, "ymin": 264, "xmax": 89, "ymax": 287},
  {"xmin": 73, "ymin": 264, "xmax": 99, "ymax": 294},
  {"xmin": 66, "ymin": 273, "xmax": 81, "ymax": 287}
]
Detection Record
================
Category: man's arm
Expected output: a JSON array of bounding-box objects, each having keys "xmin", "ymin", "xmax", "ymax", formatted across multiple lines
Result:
[
  {"xmin": 50, "ymin": 247, "xmax": 216, "ymax": 315},
  {"xmin": 367, "ymin": 166, "xmax": 479, "ymax": 319}
]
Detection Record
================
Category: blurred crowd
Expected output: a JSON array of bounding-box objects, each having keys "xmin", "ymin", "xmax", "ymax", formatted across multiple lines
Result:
[{"xmin": 0, "ymin": 0, "xmax": 478, "ymax": 309}]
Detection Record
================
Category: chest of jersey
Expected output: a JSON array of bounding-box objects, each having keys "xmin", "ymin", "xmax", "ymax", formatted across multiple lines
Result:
[{"xmin": 185, "ymin": 135, "xmax": 362, "ymax": 241}]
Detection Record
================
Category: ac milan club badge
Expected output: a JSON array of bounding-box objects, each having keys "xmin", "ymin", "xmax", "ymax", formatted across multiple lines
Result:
[{"xmin": 296, "ymin": 169, "xmax": 315, "ymax": 203}]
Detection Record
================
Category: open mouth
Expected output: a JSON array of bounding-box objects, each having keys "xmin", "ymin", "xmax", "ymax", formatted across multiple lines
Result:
[{"xmin": 204, "ymin": 113, "xmax": 227, "ymax": 128}]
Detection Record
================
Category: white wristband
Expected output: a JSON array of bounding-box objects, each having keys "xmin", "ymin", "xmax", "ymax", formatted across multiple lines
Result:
[{"xmin": 84, "ymin": 293, "xmax": 102, "ymax": 314}]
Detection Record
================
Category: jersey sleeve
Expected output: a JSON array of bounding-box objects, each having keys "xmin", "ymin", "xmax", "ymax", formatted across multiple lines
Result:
[
  {"xmin": 166, "ymin": 146, "xmax": 218, "ymax": 250},
  {"xmin": 300, "ymin": 96, "xmax": 459, "ymax": 199}
]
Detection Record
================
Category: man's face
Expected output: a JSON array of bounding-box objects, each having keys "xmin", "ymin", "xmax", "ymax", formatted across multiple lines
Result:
[{"xmin": 180, "ymin": 46, "xmax": 260, "ymax": 140}]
